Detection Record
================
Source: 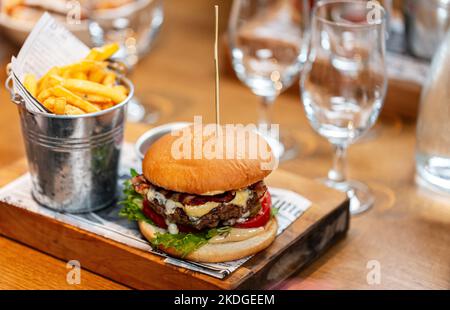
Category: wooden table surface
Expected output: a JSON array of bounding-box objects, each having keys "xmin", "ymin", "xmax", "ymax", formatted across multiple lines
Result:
[{"xmin": 0, "ymin": 0, "xmax": 448, "ymax": 290}]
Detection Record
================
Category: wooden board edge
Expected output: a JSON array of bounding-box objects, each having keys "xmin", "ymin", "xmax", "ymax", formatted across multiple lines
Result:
[
  {"xmin": 0, "ymin": 201, "xmax": 228, "ymax": 290},
  {"xmin": 235, "ymin": 198, "xmax": 350, "ymax": 289}
]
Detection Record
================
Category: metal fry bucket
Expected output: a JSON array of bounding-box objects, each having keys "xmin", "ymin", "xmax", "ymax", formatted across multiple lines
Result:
[{"xmin": 5, "ymin": 71, "xmax": 134, "ymax": 213}]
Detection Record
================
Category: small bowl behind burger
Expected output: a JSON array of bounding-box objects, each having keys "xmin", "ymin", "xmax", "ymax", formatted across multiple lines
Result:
[{"xmin": 135, "ymin": 122, "xmax": 191, "ymax": 161}]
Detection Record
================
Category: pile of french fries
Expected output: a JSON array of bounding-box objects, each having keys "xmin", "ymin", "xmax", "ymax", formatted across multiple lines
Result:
[{"xmin": 23, "ymin": 43, "xmax": 129, "ymax": 115}]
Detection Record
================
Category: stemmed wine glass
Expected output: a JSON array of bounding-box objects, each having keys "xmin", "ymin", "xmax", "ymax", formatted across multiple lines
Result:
[
  {"xmin": 228, "ymin": 0, "xmax": 311, "ymax": 161},
  {"xmin": 86, "ymin": 0, "xmax": 164, "ymax": 123},
  {"xmin": 300, "ymin": 0, "xmax": 388, "ymax": 214}
]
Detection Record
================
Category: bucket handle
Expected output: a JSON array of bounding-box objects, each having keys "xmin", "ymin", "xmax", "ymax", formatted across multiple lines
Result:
[
  {"xmin": 5, "ymin": 63, "xmax": 50, "ymax": 112},
  {"xmin": 5, "ymin": 63, "xmax": 24, "ymax": 106}
]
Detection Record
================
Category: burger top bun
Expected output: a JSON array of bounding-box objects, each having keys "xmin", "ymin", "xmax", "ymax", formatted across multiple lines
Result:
[
  {"xmin": 143, "ymin": 125, "xmax": 275, "ymax": 195},
  {"xmin": 138, "ymin": 217, "xmax": 278, "ymax": 263}
]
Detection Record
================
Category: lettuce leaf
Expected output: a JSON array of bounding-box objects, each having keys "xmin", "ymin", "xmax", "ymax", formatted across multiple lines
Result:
[
  {"xmin": 270, "ymin": 206, "xmax": 279, "ymax": 217},
  {"xmin": 152, "ymin": 226, "xmax": 231, "ymax": 258},
  {"xmin": 118, "ymin": 169, "xmax": 152, "ymax": 224}
]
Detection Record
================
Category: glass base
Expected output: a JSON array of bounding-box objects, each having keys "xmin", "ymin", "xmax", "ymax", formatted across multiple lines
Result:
[
  {"xmin": 126, "ymin": 97, "xmax": 160, "ymax": 124},
  {"xmin": 279, "ymin": 131, "xmax": 298, "ymax": 162},
  {"xmin": 321, "ymin": 178, "xmax": 374, "ymax": 215},
  {"xmin": 261, "ymin": 131, "xmax": 298, "ymax": 163},
  {"xmin": 416, "ymin": 156, "xmax": 450, "ymax": 194}
]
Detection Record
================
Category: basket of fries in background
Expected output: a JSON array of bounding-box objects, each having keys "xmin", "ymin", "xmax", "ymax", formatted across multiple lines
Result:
[{"xmin": 5, "ymin": 14, "xmax": 134, "ymax": 213}]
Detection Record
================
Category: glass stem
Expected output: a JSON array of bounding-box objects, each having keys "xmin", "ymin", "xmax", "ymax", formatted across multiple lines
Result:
[
  {"xmin": 259, "ymin": 96, "xmax": 275, "ymax": 137},
  {"xmin": 328, "ymin": 145, "xmax": 347, "ymax": 183}
]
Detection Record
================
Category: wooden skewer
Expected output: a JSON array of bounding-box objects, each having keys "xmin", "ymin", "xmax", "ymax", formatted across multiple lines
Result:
[{"xmin": 214, "ymin": 5, "xmax": 220, "ymax": 129}]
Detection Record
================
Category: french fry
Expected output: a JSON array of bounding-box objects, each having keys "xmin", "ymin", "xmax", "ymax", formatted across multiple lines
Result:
[
  {"xmin": 63, "ymin": 79, "xmax": 126, "ymax": 103},
  {"xmin": 60, "ymin": 60, "xmax": 103, "ymax": 74},
  {"xmin": 86, "ymin": 43, "xmax": 119, "ymax": 61},
  {"xmin": 59, "ymin": 60, "xmax": 105, "ymax": 80},
  {"xmin": 37, "ymin": 67, "xmax": 60, "ymax": 94},
  {"xmin": 102, "ymin": 71, "xmax": 116, "ymax": 87},
  {"xmin": 98, "ymin": 43, "xmax": 119, "ymax": 60},
  {"xmin": 85, "ymin": 49, "xmax": 101, "ymax": 61},
  {"xmin": 47, "ymin": 75, "xmax": 64, "ymax": 87},
  {"xmin": 62, "ymin": 70, "xmax": 72, "ymax": 79},
  {"xmin": 38, "ymin": 88, "xmax": 54, "ymax": 102},
  {"xmin": 51, "ymin": 86, "xmax": 100, "ymax": 113},
  {"xmin": 43, "ymin": 97, "xmax": 56, "ymax": 112},
  {"xmin": 88, "ymin": 68, "xmax": 106, "ymax": 83},
  {"xmin": 74, "ymin": 92, "xmax": 112, "ymax": 104},
  {"xmin": 23, "ymin": 74, "xmax": 37, "ymax": 97},
  {"xmin": 92, "ymin": 101, "xmax": 114, "ymax": 110},
  {"xmin": 64, "ymin": 104, "xmax": 85, "ymax": 115},
  {"xmin": 92, "ymin": 103, "xmax": 102, "ymax": 110},
  {"xmin": 101, "ymin": 102, "xmax": 114, "ymax": 110},
  {"xmin": 54, "ymin": 97, "xmax": 67, "ymax": 115},
  {"xmin": 72, "ymin": 71, "xmax": 88, "ymax": 80},
  {"xmin": 113, "ymin": 85, "xmax": 129, "ymax": 96}
]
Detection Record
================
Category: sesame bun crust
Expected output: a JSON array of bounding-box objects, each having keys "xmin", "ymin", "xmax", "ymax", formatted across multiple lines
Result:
[{"xmin": 142, "ymin": 125, "xmax": 274, "ymax": 195}]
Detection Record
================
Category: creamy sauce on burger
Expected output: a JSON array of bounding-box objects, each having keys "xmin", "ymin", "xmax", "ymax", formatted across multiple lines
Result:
[
  {"xmin": 209, "ymin": 226, "xmax": 265, "ymax": 244},
  {"xmin": 165, "ymin": 219, "xmax": 179, "ymax": 234},
  {"xmin": 146, "ymin": 187, "xmax": 251, "ymax": 219}
]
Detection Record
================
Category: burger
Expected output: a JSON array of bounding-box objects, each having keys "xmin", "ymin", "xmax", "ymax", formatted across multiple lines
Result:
[{"xmin": 119, "ymin": 125, "xmax": 278, "ymax": 263}]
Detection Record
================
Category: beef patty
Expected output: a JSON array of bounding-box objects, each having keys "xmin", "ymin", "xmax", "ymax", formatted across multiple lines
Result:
[{"xmin": 131, "ymin": 175, "xmax": 267, "ymax": 230}]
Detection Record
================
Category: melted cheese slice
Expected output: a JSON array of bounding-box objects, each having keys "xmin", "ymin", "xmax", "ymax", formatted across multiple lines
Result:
[
  {"xmin": 184, "ymin": 201, "xmax": 219, "ymax": 218},
  {"xmin": 231, "ymin": 190, "xmax": 250, "ymax": 207},
  {"xmin": 183, "ymin": 190, "xmax": 250, "ymax": 218},
  {"xmin": 147, "ymin": 188, "xmax": 251, "ymax": 219}
]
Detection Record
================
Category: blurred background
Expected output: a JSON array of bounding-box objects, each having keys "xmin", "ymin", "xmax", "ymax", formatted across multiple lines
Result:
[{"xmin": 0, "ymin": 0, "xmax": 449, "ymax": 173}]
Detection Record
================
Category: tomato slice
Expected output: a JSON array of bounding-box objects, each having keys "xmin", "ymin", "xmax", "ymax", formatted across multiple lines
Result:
[
  {"xmin": 234, "ymin": 191, "xmax": 272, "ymax": 229},
  {"xmin": 142, "ymin": 199, "xmax": 196, "ymax": 233},
  {"xmin": 143, "ymin": 199, "xmax": 167, "ymax": 229}
]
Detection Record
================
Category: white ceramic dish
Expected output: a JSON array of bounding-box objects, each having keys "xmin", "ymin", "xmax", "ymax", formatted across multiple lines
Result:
[{"xmin": 135, "ymin": 122, "xmax": 191, "ymax": 161}]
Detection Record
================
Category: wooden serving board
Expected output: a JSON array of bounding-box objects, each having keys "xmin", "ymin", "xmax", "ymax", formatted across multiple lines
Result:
[{"xmin": 0, "ymin": 159, "xmax": 349, "ymax": 290}]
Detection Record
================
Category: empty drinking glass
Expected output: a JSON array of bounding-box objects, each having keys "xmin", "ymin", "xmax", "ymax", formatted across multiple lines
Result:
[
  {"xmin": 416, "ymin": 30, "xmax": 450, "ymax": 193},
  {"xmin": 86, "ymin": 0, "xmax": 164, "ymax": 123},
  {"xmin": 300, "ymin": 0, "xmax": 388, "ymax": 214},
  {"xmin": 228, "ymin": 0, "xmax": 311, "ymax": 161}
]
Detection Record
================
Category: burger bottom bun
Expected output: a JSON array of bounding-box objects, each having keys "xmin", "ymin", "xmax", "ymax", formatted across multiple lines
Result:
[{"xmin": 138, "ymin": 218, "xmax": 278, "ymax": 263}]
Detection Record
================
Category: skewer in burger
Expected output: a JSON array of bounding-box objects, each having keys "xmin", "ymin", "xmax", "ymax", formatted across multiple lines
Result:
[{"xmin": 120, "ymin": 125, "xmax": 278, "ymax": 263}]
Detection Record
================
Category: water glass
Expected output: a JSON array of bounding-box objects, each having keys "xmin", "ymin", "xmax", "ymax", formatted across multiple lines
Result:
[
  {"xmin": 228, "ymin": 0, "xmax": 311, "ymax": 160},
  {"xmin": 416, "ymin": 30, "xmax": 450, "ymax": 193},
  {"xmin": 300, "ymin": 0, "xmax": 388, "ymax": 214},
  {"xmin": 87, "ymin": 0, "xmax": 164, "ymax": 123}
]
